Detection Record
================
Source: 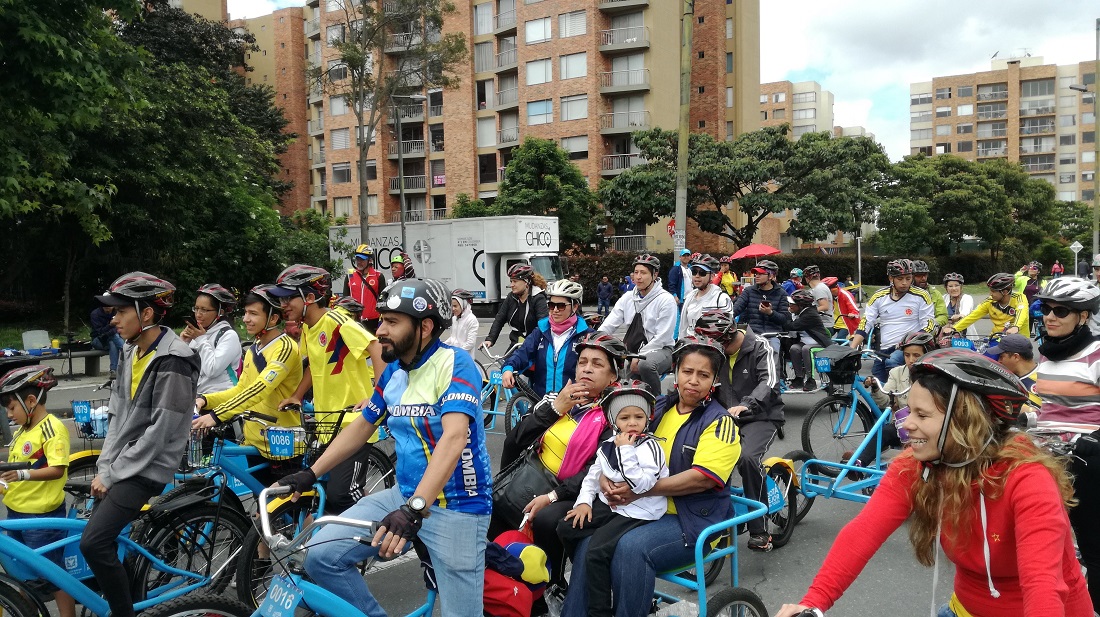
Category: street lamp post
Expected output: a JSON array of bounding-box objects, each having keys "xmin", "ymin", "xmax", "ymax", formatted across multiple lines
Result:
[
  {"xmin": 1070, "ymin": 18, "xmax": 1100, "ymax": 261},
  {"xmin": 390, "ymin": 93, "xmax": 427, "ymax": 252}
]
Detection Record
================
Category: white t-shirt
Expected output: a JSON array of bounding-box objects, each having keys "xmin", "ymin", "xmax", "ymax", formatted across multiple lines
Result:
[{"xmin": 810, "ymin": 282, "xmax": 834, "ymax": 329}]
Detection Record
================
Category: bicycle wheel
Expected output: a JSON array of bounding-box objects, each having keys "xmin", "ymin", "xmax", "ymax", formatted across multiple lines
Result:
[
  {"xmin": 360, "ymin": 445, "xmax": 396, "ymax": 495},
  {"xmin": 67, "ymin": 453, "xmax": 99, "ymax": 483},
  {"xmin": 706, "ymin": 587, "xmax": 768, "ymax": 617},
  {"xmin": 235, "ymin": 498, "xmax": 315, "ymax": 608},
  {"xmin": 800, "ymin": 394, "xmax": 875, "ymax": 478},
  {"xmin": 138, "ymin": 592, "xmax": 254, "ymax": 617},
  {"xmin": 764, "ymin": 465, "xmax": 796, "ymax": 549},
  {"xmin": 782, "ymin": 450, "xmax": 819, "ymax": 524},
  {"xmin": 474, "ymin": 359, "xmax": 489, "ymax": 387},
  {"xmin": 0, "ymin": 581, "xmax": 38, "ymax": 617},
  {"xmin": 130, "ymin": 504, "xmax": 250, "ymax": 599},
  {"xmin": 504, "ymin": 394, "xmax": 536, "ymax": 433},
  {"xmin": 675, "ymin": 532, "xmax": 728, "ymax": 587},
  {"xmin": 482, "ymin": 385, "xmax": 500, "ymax": 428}
]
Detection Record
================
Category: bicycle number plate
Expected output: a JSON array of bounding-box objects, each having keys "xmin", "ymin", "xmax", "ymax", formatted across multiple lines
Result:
[
  {"xmin": 767, "ymin": 478, "xmax": 785, "ymax": 510},
  {"xmin": 814, "ymin": 357, "xmax": 832, "ymax": 373},
  {"xmin": 950, "ymin": 338, "xmax": 975, "ymax": 350},
  {"xmin": 72, "ymin": 400, "xmax": 92, "ymax": 423},
  {"xmin": 490, "ymin": 370, "xmax": 503, "ymax": 385},
  {"xmin": 259, "ymin": 576, "xmax": 302, "ymax": 617},
  {"xmin": 266, "ymin": 428, "xmax": 297, "ymax": 458}
]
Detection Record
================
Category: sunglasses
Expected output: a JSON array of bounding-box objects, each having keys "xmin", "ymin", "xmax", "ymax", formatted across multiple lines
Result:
[
  {"xmin": 1039, "ymin": 303, "xmax": 1074, "ymax": 318},
  {"xmin": 547, "ymin": 301, "xmax": 572, "ymax": 311},
  {"xmin": 690, "ymin": 268, "xmax": 710, "ymax": 277}
]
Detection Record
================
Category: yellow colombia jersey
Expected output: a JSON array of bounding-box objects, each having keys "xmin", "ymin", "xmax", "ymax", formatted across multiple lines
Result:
[
  {"xmin": 952, "ymin": 292, "xmax": 1029, "ymax": 334},
  {"xmin": 652, "ymin": 406, "xmax": 740, "ymax": 514},
  {"xmin": 131, "ymin": 346, "xmax": 157, "ymax": 400},
  {"xmin": 5, "ymin": 415, "xmax": 69, "ymax": 514},
  {"xmin": 301, "ymin": 309, "xmax": 378, "ymax": 430},
  {"xmin": 203, "ymin": 333, "xmax": 304, "ymax": 457}
]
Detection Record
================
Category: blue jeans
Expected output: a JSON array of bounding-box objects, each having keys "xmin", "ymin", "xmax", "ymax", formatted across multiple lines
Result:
[
  {"xmin": 872, "ymin": 348, "xmax": 904, "ymax": 383},
  {"xmin": 91, "ymin": 333, "xmax": 124, "ymax": 371},
  {"xmin": 936, "ymin": 603, "xmax": 958, "ymax": 617},
  {"xmin": 597, "ymin": 298, "xmax": 611, "ymax": 316},
  {"xmin": 304, "ymin": 486, "xmax": 489, "ymax": 617},
  {"xmin": 562, "ymin": 514, "xmax": 693, "ymax": 617},
  {"xmin": 6, "ymin": 504, "xmax": 68, "ymax": 567}
]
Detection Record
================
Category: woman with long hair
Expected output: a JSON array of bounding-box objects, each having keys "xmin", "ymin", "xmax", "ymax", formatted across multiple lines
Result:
[{"xmin": 777, "ymin": 348, "xmax": 1091, "ymax": 617}]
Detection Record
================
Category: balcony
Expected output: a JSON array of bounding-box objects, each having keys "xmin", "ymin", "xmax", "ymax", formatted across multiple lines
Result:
[
  {"xmin": 1019, "ymin": 144, "xmax": 1055, "ymax": 155},
  {"xmin": 976, "ymin": 110, "xmax": 1007, "ymax": 120},
  {"xmin": 1020, "ymin": 106, "xmax": 1055, "ymax": 117},
  {"xmin": 977, "ymin": 91, "xmax": 1008, "ymax": 101},
  {"xmin": 610, "ymin": 235, "xmax": 653, "ymax": 252},
  {"xmin": 498, "ymin": 127, "xmax": 519, "ymax": 147},
  {"xmin": 598, "ymin": 27, "xmax": 650, "ymax": 53},
  {"xmin": 388, "ymin": 175, "xmax": 427, "ymax": 194},
  {"xmin": 495, "ymin": 87, "xmax": 518, "ymax": 110},
  {"xmin": 600, "ymin": 69, "xmax": 650, "ymax": 94},
  {"xmin": 598, "ymin": 0, "xmax": 649, "ymax": 13},
  {"xmin": 1019, "ymin": 124, "xmax": 1055, "ymax": 135},
  {"xmin": 387, "ymin": 104, "xmax": 425, "ymax": 124},
  {"xmin": 430, "ymin": 138, "xmax": 445, "ymax": 153},
  {"xmin": 1022, "ymin": 161, "xmax": 1056, "ymax": 173},
  {"xmin": 383, "ymin": 1, "xmax": 415, "ymax": 15},
  {"xmin": 976, "ymin": 129, "xmax": 1007, "ymax": 138},
  {"xmin": 387, "ymin": 140, "xmax": 426, "ymax": 159},
  {"xmin": 600, "ymin": 153, "xmax": 644, "ymax": 176},
  {"xmin": 600, "ymin": 110, "xmax": 651, "ymax": 134},
  {"xmin": 385, "ymin": 32, "xmax": 422, "ymax": 54},
  {"xmin": 493, "ymin": 10, "xmax": 516, "ymax": 35},
  {"xmin": 976, "ymin": 147, "xmax": 1007, "ymax": 158},
  {"xmin": 310, "ymin": 150, "xmax": 326, "ymax": 168},
  {"xmin": 305, "ymin": 18, "xmax": 320, "ymax": 38},
  {"xmin": 495, "ymin": 48, "xmax": 517, "ymax": 72},
  {"xmin": 308, "ymin": 118, "xmax": 324, "ymax": 135},
  {"xmin": 312, "ymin": 184, "xmax": 327, "ymax": 199},
  {"xmin": 389, "ymin": 208, "xmax": 447, "ymax": 223}
]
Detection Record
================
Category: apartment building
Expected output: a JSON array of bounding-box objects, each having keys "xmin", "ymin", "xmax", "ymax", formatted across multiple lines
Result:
[
  {"xmin": 176, "ymin": 0, "xmax": 228, "ymax": 22},
  {"xmin": 759, "ymin": 80, "xmax": 834, "ymax": 140},
  {"xmin": 910, "ymin": 56, "xmax": 1097, "ymax": 202}
]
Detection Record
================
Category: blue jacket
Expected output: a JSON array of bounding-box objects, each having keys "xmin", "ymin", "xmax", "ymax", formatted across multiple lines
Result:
[
  {"xmin": 730, "ymin": 284, "xmax": 791, "ymax": 335},
  {"xmin": 667, "ymin": 265, "xmax": 685, "ymax": 301},
  {"xmin": 502, "ymin": 316, "xmax": 591, "ymax": 399}
]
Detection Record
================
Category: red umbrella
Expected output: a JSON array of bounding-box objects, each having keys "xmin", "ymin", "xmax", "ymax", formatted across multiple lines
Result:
[{"xmin": 730, "ymin": 243, "xmax": 780, "ymax": 260}]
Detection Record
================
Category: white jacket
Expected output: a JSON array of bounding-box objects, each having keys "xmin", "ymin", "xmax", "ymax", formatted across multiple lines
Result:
[
  {"xmin": 599, "ymin": 281, "xmax": 678, "ymax": 355},
  {"xmin": 445, "ymin": 309, "xmax": 480, "ymax": 354},
  {"xmin": 191, "ymin": 320, "xmax": 242, "ymax": 395},
  {"xmin": 575, "ymin": 435, "xmax": 668, "ymax": 521},
  {"xmin": 679, "ymin": 285, "xmax": 733, "ymax": 338}
]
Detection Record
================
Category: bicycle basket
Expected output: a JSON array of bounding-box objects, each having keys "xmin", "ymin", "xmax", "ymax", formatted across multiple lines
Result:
[
  {"xmin": 301, "ymin": 411, "xmax": 354, "ymax": 464},
  {"xmin": 261, "ymin": 425, "xmax": 309, "ymax": 461},
  {"xmin": 71, "ymin": 399, "xmax": 110, "ymax": 439},
  {"xmin": 815, "ymin": 345, "xmax": 863, "ymax": 385}
]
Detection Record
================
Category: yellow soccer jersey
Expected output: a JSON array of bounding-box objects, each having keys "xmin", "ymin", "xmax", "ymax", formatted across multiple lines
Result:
[
  {"xmin": 652, "ymin": 406, "xmax": 740, "ymax": 514},
  {"xmin": 301, "ymin": 309, "xmax": 378, "ymax": 431},
  {"xmin": 4, "ymin": 415, "xmax": 69, "ymax": 514},
  {"xmin": 131, "ymin": 346, "xmax": 157, "ymax": 400},
  {"xmin": 203, "ymin": 334, "xmax": 304, "ymax": 457}
]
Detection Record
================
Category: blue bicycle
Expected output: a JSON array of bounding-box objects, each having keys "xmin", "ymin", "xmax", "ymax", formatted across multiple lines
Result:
[{"xmin": 479, "ymin": 344, "xmax": 538, "ymax": 433}]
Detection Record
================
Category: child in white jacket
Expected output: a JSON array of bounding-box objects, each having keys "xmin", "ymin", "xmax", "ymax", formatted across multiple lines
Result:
[
  {"xmin": 558, "ymin": 382, "xmax": 668, "ymax": 616},
  {"xmin": 444, "ymin": 289, "xmax": 479, "ymax": 355}
]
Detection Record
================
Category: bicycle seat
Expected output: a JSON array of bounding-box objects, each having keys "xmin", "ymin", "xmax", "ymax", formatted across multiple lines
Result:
[{"xmin": 64, "ymin": 479, "xmax": 93, "ymax": 494}]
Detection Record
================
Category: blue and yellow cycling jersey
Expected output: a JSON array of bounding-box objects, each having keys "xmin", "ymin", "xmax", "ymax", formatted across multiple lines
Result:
[{"xmin": 361, "ymin": 339, "xmax": 492, "ymax": 514}]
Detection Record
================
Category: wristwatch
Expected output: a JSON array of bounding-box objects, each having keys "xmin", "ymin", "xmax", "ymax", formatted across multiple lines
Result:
[{"xmin": 406, "ymin": 495, "xmax": 431, "ymax": 518}]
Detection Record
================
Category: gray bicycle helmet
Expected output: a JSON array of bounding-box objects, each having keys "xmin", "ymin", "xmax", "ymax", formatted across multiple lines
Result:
[
  {"xmin": 898, "ymin": 331, "xmax": 937, "ymax": 355},
  {"xmin": 632, "ymin": 254, "xmax": 661, "ymax": 274},
  {"xmin": 791, "ymin": 288, "xmax": 816, "ymax": 308},
  {"xmin": 942, "ymin": 273, "xmax": 964, "ymax": 285},
  {"xmin": 198, "ymin": 283, "xmax": 238, "ymax": 313},
  {"xmin": 1036, "ymin": 277, "xmax": 1100, "ymax": 313},
  {"xmin": 886, "ymin": 259, "xmax": 914, "ymax": 277},
  {"xmin": 689, "ymin": 254, "xmax": 720, "ymax": 273},
  {"xmin": 802, "ymin": 265, "xmax": 821, "ymax": 279},
  {"xmin": 985, "ymin": 272, "xmax": 1016, "ymax": 293}
]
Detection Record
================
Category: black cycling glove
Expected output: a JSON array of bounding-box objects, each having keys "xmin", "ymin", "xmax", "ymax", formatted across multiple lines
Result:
[
  {"xmin": 277, "ymin": 468, "xmax": 317, "ymax": 493},
  {"xmin": 1074, "ymin": 430, "xmax": 1100, "ymax": 459},
  {"xmin": 378, "ymin": 505, "xmax": 424, "ymax": 541}
]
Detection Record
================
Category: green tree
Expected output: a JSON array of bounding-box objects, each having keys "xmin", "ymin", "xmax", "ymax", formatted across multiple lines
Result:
[
  {"xmin": 450, "ymin": 193, "xmax": 492, "ymax": 218},
  {"xmin": 874, "ymin": 200, "xmax": 935, "ymax": 255}
]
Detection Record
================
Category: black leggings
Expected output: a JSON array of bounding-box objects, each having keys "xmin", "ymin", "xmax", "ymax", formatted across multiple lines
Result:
[
  {"xmin": 1070, "ymin": 455, "xmax": 1100, "ymax": 611},
  {"xmin": 80, "ymin": 477, "xmax": 166, "ymax": 617},
  {"xmin": 324, "ymin": 442, "xmax": 378, "ymax": 514}
]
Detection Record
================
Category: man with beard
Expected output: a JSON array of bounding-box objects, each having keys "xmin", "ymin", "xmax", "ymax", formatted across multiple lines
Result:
[{"xmin": 279, "ymin": 278, "xmax": 492, "ymax": 617}]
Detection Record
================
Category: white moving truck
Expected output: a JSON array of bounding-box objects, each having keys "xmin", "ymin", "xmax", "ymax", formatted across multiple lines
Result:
[{"xmin": 330, "ymin": 215, "xmax": 564, "ymax": 314}]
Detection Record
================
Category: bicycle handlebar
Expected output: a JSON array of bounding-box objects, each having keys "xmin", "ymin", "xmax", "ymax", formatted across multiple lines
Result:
[
  {"xmin": 479, "ymin": 342, "xmax": 522, "ymax": 364},
  {"xmin": 257, "ymin": 486, "xmax": 381, "ymax": 555},
  {"xmin": 0, "ymin": 462, "xmax": 34, "ymax": 472}
]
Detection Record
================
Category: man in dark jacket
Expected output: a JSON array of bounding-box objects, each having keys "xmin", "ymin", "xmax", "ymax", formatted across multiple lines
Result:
[
  {"xmin": 693, "ymin": 310, "xmax": 783, "ymax": 552},
  {"xmin": 729, "ymin": 260, "xmax": 791, "ymax": 350},
  {"xmin": 596, "ymin": 276, "xmax": 615, "ymax": 317},
  {"xmin": 667, "ymin": 249, "xmax": 691, "ymax": 304},
  {"xmin": 89, "ymin": 304, "xmax": 125, "ymax": 378}
]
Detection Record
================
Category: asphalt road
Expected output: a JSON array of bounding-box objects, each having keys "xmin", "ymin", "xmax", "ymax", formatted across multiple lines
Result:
[{"xmin": 7, "ymin": 311, "xmax": 1000, "ymax": 617}]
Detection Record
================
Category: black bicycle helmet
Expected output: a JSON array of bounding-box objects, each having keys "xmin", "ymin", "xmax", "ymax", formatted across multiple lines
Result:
[
  {"xmin": 693, "ymin": 309, "xmax": 741, "ymax": 343},
  {"xmin": 632, "ymin": 254, "xmax": 661, "ymax": 274},
  {"xmin": 910, "ymin": 348, "xmax": 1030, "ymax": 427},
  {"xmin": 0, "ymin": 365, "xmax": 57, "ymax": 397},
  {"xmin": 898, "ymin": 331, "xmax": 937, "ymax": 355},
  {"xmin": 672, "ymin": 334, "xmax": 726, "ymax": 366},
  {"xmin": 273, "ymin": 264, "xmax": 331, "ymax": 299},
  {"xmin": 791, "ymin": 288, "xmax": 816, "ymax": 308},
  {"xmin": 97, "ymin": 272, "xmax": 176, "ymax": 310},
  {"xmin": 911, "ymin": 260, "xmax": 930, "ymax": 274},
  {"xmin": 802, "ymin": 265, "xmax": 821, "ymax": 279},
  {"xmin": 755, "ymin": 260, "xmax": 779, "ymax": 274},
  {"xmin": 378, "ymin": 278, "xmax": 453, "ymax": 331},
  {"xmin": 985, "ymin": 272, "xmax": 1015, "ymax": 293},
  {"xmin": 942, "ymin": 273, "xmax": 964, "ymax": 285},
  {"xmin": 886, "ymin": 259, "xmax": 914, "ymax": 277},
  {"xmin": 507, "ymin": 264, "xmax": 534, "ymax": 281},
  {"xmin": 333, "ymin": 295, "xmax": 364, "ymax": 319},
  {"xmin": 689, "ymin": 254, "xmax": 720, "ymax": 273},
  {"xmin": 198, "ymin": 283, "xmax": 238, "ymax": 313},
  {"xmin": 1036, "ymin": 277, "xmax": 1100, "ymax": 313},
  {"xmin": 574, "ymin": 332, "xmax": 629, "ymax": 372},
  {"xmin": 598, "ymin": 380, "xmax": 657, "ymax": 427}
]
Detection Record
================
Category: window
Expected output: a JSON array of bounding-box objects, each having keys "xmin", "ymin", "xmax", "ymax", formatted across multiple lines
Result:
[
  {"xmin": 1086, "ymin": 73, "xmax": 1097, "ymax": 86},
  {"xmin": 473, "ymin": 3, "xmax": 492, "ymax": 34},
  {"xmin": 1085, "ymin": 172, "xmax": 1096, "ymax": 182},
  {"xmin": 334, "ymin": 196, "xmax": 352, "ymax": 218},
  {"xmin": 326, "ymin": 24, "xmax": 345, "ymax": 46},
  {"xmin": 726, "ymin": 121, "xmax": 734, "ymax": 141},
  {"xmin": 1021, "ymin": 79, "xmax": 1055, "ymax": 97},
  {"xmin": 936, "ymin": 142, "xmax": 951, "ymax": 154},
  {"xmin": 698, "ymin": 120, "xmax": 705, "ymax": 128},
  {"xmin": 726, "ymin": 53, "xmax": 733, "ymax": 73},
  {"xmin": 910, "ymin": 93, "xmax": 932, "ymax": 105},
  {"xmin": 913, "ymin": 146, "xmax": 934, "ymax": 156},
  {"xmin": 560, "ymin": 94, "xmax": 587, "ymax": 121},
  {"xmin": 936, "ymin": 125, "xmax": 951, "ymax": 136},
  {"xmin": 773, "ymin": 108, "xmax": 786, "ymax": 119},
  {"xmin": 1060, "ymin": 173, "xmax": 1076, "ymax": 184},
  {"xmin": 936, "ymin": 87, "xmax": 951, "ymax": 99},
  {"xmin": 558, "ymin": 10, "xmax": 585, "ymax": 38},
  {"xmin": 956, "ymin": 104, "xmax": 973, "ymax": 116},
  {"xmin": 957, "ymin": 140, "xmax": 973, "ymax": 152},
  {"xmin": 1083, "ymin": 151, "xmax": 1096, "ymax": 163},
  {"xmin": 726, "ymin": 87, "xmax": 733, "ymax": 108},
  {"xmin": 1085, "ymin": 112, "xmax": 1097, "ymax": 124},
  {"xmin": 761, "ymin": 111, "xmax": 767, "ymax": 120},
  {"xmin": 773, "ymin": 92, "xmax": 785, "ymax": 103},
  {"xmin": 911, "ymin": 128, "xmax": 933, "ymax": 140},
  {"xmin": 1085, "ymin": 131, "xmax": 1096, "ymax": 144},
  {"xmin": 725, "ymin": 17, "xmax": 733, "ymax": 38},
  {"xmin": 528, "ymin": 99, "xmax": 552, "ymax": 124},
  {"xmin": 791, "ymin": 124, "xmax": 816, "ymax": 137},
  {"xmin": 957, "ymin": 86, "xmax": 973, "ymax": 98},
  {"xmin": 977, "ymin": 102, "xmax": 1006, "ymax": 119},
  {"xmin": 1086, "ymin": 189, "xmax": 1097, "ymax": 201},
  {"xmin": 936, "ymin": 106, "xmax": 951, "ymax": 118},
  {"xmin": 356, "ymin": 126, "xmax": 375, "ymax": 145},
  {"xmin": 364, "ymin": 160, "xmax": 377, "ymax": 180},
  {"xmin": 332, "ymin": 162, "xmax": 352, "ymax": 183},
  {"xmin": 330, "ymin": 128, "xmax": 350, "ymax": 150},
  {"xmin": 325, "ymin": 0, "xmax": 341, "ymax": 10},
  {"xmin": 698, "ymin": 86, "xmax": 704, "ymax": 94},
  {"xmin": 474, "ymin": 42, "xmax": 494, "ymax": 72},
  {"xmin": 793, "ymin": 108, "xmax": 816, "ymax": 120},
  {"xmin": 526, "ymin": 58, "xmax": 551, "ymax": 85},
  {"xmin": 559, "ymin": 52, "xmax": 586, "ymax": 80},
  {"xmin": 330, "ymin": 96, "xmax": 348, "ymax": 116},
  {"xmin": 525, "ymin": 18, "xmax": 551, "ymax": 43},
  {"xmin": 560, "ymin": 135, "xmax": 588, "ymax": 160},
  {"xmin": 1060, "ymin": 114, "xmax": 1076, "ymax": 127},
  {"xmin": 793, "ymin": 92, "xmax": 816, "ymax": 103},
  {"xmin": 911, "ymin": 110, "xmax": 932, "ymax": 122},
  {"xmin": 328, "ymin": 60, "xmax": 347, "ymax": 81},
  {"xmin": 957, "ymin": 123, "xmax": 973, "ymax": 134},
  {"xmin": 477, "ymin": 117, "xmax": 496, "ymax": 147},
  {"xmin": 1060, "ymin": 153, "xmax": 1077, "ymax": 165},
  {"xmin": 698, "ymin": 51, "xmax": 705, "ymax": 59},
  {"xmin": 1060, "ymin": 134, "xmax": 1077, "ymax": 146},
  {"xmin": 759, "ymin": 94, "xmax": 768, "ymax": 104}
]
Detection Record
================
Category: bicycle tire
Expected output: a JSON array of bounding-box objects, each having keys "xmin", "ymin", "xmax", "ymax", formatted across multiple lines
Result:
[
  {"xmin": 474, "ymin": 359, "xmax": 489, "ymax": 387},
  {"xmin": 482, "ymin": 385, "xmax": 500, "ymax": 429},
  {"xmin": 235, "ymin": 498, "xmax": 316, "ymax": 608},
  {"xmin": 360, "ymin": 445, "xmax": 397, "ymax": 495},
  {"xmin": 705, "ymin": 586, "xmax": 768, "ymax": 617},
  {"xmin": 137, "ymin": 592, "xmax": 254, "ymax": 617},
  {"xmin": 67, "ymin": 453, "xmax": 99, "ymax": 483},
  {"xmin": 782, "ymin": 450, "xmax": 819, "ymax": 524},
  {"xmin": 764, "ymin": 465, "xmax": 796, "ymax": 549},
  {"xmin": 504, "ymin": 394, "xmax": 536, "ymax": 433},
  {"xmin": 801, "ymin": 394, "xmax": 876, "ymax": 478},
  {"xmin": 0, "ymin": 581, "xmax": 39, "ymax": 617},
  {"xmin": 129, "ymin": 504, "xmax": 251, "ymax": 599},
  {"xmin": 675, "ymin": 532, "xmax": 728, "ymax": 587}
]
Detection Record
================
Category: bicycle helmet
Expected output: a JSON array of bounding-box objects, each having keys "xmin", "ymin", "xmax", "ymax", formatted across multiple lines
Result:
[
  {"xmin": 911, "ymin": 260, "xmax": 930, "ymax": 275},
  {"xmin": 333, "ymin": 295, "xmax": 364, "ymax": 319},
  {"xmin": 598, "ymin": 380, "xmax": 657, "ymax": 428},
  {"xmin": 985, "ymin": 272, "xmax": 1015, "ymax": 293},
  {"xmin": 197, "ymin": 283, "xmax": 237, "ymax": 313},
  {"xmin": 671, "ymin": 335, "xmax": 726, "ymax": 373},
  {"xmin": 451, "ymin": 288, "xmax": 475, "ymax": 302},
  {"xmin": 886, "ymin": 259, "xmax": 913, "ymax": 277},
  {"xmin": 690, "ymin": 252, "xmax": 701, "ymax": 261},
  {"xmin": 270, "ymin": 264, "xmax": 331, "ymax": 299},
  {"xmin": 898, "ymin": 331, "xmax": 937, "ymax": 355},
  {"xmin": 378, "ymin": 278, "xmax": 453, "ymax": 332},
  {"xmin": 822, "ymin": 276, "xmax": 839, "ymax": 287},
  {"xmin": 546, "ymin": 279, "xmax": 583, "ymax": 303},
  {"xmin": 719, "ymin": 256, "xmax": 731, "ymax": 264},
  {"xmin": 1036, "ymin": 277, "xmax": 1100, "ymax": 313},
  {"xmin": 248, "ymin": 284, "xmax": 282, "ymax": 311},
  {"xmin": 97, "ymin": 271, "xmax": 176, "ymax": 310},
  {"xmin": 802, "ymin": 265, "xmax": 821, "ymax": 279},
  {"xmin": 574, "ymin": 332, "xmax": 628, "ymax": 372},
  {"xmin": 0, "ymin": 365, "xmax": 57, "ymax": 422},
  {"xmin": 789, "ymin": 268, "xmax": 804, "ymax": 278},
  {"xmin": 910, "ymin": 348, "xmax": 1030, "ymax": 428},
  {"xmin": 689, "ymin": 254, "xmax": 720, "ymax": 273},
  {"xmin": 1028, "ymin": 261, "xmax": 1043, "ymax": 271},
  {"xmin": 632, "ymin": 254, "xmax": 661, "ymax": 274},
  {"xmin": 942, "ymin": 273, "xmax": 965, "ymax": 285},
  {"xmin": 353, "ymin": 244, "xmax": 374, "ymax": 260},
  {"xmin": 391, "ymin": 252, "xmax": 405, "ymax": 264},
  {"xmin": 693, "ymin": 308, "xmax": 742, "ymax": 343},
  {"xmin": 755, "ymin": 260, "xmax": 779, "ymax": 274},
  {"xmin": 791, "ymin": 288, "xmax": 816, "ymax": 308},
  {"xmin": 507, "ymin": 264, "xmax": 534, "ymax": 281}
]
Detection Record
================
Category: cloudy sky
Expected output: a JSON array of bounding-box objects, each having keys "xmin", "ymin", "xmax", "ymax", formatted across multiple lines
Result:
[{"xmin": 229, "ymin": 0, "xmax": 1097, "ymax": 160}]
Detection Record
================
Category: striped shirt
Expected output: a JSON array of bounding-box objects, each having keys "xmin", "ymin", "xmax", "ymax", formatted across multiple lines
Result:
[{"xmin": 1035, "ymin": 339, "xmax": 1100, "ymax": 424}]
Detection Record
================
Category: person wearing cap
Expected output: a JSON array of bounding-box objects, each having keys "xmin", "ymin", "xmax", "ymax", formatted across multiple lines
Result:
[
  {"xmin": 824, "ymin": 277, "xmax": 859, "ymax": 337},
  {"xmin": 87, "ymin": 273, "xmax": 200, "ymax": 617},
  {"xmin": 803, "ymin": 265, "xmax": 835, "ymax": 333},
  {"xmin": 667, "ymin": 248, "xmax": 692, "ymax": 304},
  {"xmin": 390, "ymin": 251, "xmax": 409, "ymax": 281},
  {"xmin": 729, "ymin": 259, "xmax": 791, "ymax": 351},
  {"xmin": 342, "ymin": 243, "xmax": 387, "ymax": 333},
  {"xmin": 988, "ymin": 333, "xmax": 1041, "ymax": 408},
  {"xmin": 782, "ymin": 268, "xmax": 804, "ymax": 295}
]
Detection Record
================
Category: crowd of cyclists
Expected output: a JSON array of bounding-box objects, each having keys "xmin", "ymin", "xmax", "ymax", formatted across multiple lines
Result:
[{"xmin": 2, "ymin": 243, "xmax": 1100, "ymax": 617}]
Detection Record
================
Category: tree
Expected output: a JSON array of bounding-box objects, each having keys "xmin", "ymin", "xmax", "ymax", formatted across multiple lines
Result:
[
  {"xmin": 597, "ymin": 126, "xmax": 890, "ymax": 249},
  {"xmin": 311, "ymin": 0, "xmax": 468, "ymax": 243}
]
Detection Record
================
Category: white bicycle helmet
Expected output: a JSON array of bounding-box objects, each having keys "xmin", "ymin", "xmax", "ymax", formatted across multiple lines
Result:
[
  {"xmin": 1036, "ymin": 277, "xmax": 1100, "ymax": 313},
  {"xmin": 546, "ymin": 279, "xmax": 583, "ymax": 303}
]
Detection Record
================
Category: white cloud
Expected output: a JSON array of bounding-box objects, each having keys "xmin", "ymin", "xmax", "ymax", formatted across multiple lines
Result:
[
  {"xmin": 761, "ymin": 1, "xmax": 1098, "ymax": 160},
  {"xmin": 228, "ymin": 0, "xmax": 304, "ymax": 20}
]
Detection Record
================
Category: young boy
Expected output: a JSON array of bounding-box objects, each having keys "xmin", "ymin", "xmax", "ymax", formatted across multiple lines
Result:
[
  {"xmin": 0, "ymin": 365, "xmax": 75, "ymax": 617},
  {"xmin": 558, "ymin": 382, "xmax": 668, "ymax": 617},
  {"xmin": 194, "ymin": 284, "xmax": 304, "ymax": 485},
  {"xmin": 85, "ymin": 272, "xmax": 199, "ymax": 617}
]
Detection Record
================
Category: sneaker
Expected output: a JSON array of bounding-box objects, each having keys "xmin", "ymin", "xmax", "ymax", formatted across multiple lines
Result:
[
  {"xmin": 747, "ymin": 533, "xmax": 773, "ymax": 552},
  {"xmin": 802, "ymin": 378, "xmax": 817, "ymax": 392},
  {"xmin": 788, "ymin": 376, "xmax": 804, "ymax": 390},
  {"xmin": 109, "ymin": 370, "xmax": 117, "ymax": 380}
]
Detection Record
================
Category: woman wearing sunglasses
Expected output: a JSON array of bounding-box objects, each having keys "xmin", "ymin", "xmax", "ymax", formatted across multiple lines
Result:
[
  {"xmin": 678, "ymin": 254, "xmax": 733, "ymax": 339},
  {"xmin": 1033, "ymin": 276, "xmax": 1100, "ymax": 610},
  {"xmin": 502, "ymin": 279, "xmax": 592, "ymax": 400}
]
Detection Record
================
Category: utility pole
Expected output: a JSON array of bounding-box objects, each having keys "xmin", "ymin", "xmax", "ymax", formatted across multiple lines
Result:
[
  {"xmin": 673, "ymin": 0, "xmax": 694, "ymax": 255},
  {"xmin": 1092, "ymin": 18, "xmax": 1099, "ymax": 260}
]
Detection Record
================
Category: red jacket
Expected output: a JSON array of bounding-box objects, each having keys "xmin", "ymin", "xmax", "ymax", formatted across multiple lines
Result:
[
  {"xmin": 834, "ymin": 287, "xmax": 860, "ymax": 333},
  {"xmin": 344, "ymin": 268, "xmax": 386, "ymax": 320}
]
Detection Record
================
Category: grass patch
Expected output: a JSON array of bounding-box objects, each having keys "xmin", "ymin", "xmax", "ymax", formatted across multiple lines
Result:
[{"xmin": 0, "ymin": 323, "xmax": 93, "ymax": 351}]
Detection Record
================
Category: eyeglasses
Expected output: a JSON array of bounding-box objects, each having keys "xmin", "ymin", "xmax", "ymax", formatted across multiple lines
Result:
[
  {"xmin": 192, "ymin": 307, "xmax": 217, "ymax": 314},
  {"xmin": 547, "ymin": 301, "xmax": 571, "ymax": 311},
  {"xmin": 690, "ymin": 268, "xmax": 710, "ymax": 277},
  {"xmin": 1039, "ymin": 303, "xmax": 1074, "ymax": 318}
]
